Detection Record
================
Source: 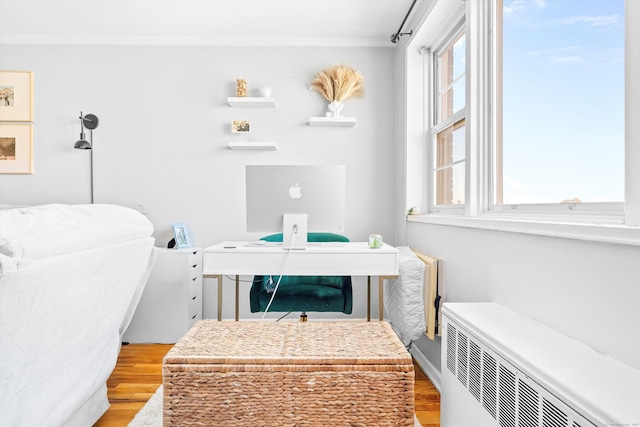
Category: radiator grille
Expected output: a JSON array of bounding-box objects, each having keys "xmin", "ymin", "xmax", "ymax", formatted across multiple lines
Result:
[
  {"xmin": 543, "ymin": 399, "xmax": 568, "ymax": 427},
  {"xmin": 469, "ymin": 341, "xmax": 482, "ymax": 402},
  {"xmin": 457, "ymin": 332, "xmax": 469, "ymax": 386},
  {"xmin": 483, "ymin": 352, "xmax": 498, "ymax": 419},
  {"xmin": 499, "ymin": 366, "xmax": 516, "ymax": 427},
  {"xmin": 446, "ymin": 323, "xmax": 457, "ymax": 375},
  {"xmin": 517, "ymin": 380, "xmax": 539, "ymax": 427},
  {"xmin": 444, "ymin": 322, "xmax": 596, "ymax": 427}
]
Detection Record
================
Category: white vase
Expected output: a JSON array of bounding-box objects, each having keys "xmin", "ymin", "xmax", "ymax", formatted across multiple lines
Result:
[
  {"xmin": 327, "ymin": 100, "xmax": 344, "ymax": 118},
  {"xmin": 259, "ymin": 85, "xmax": 272, "ymax": 98}
]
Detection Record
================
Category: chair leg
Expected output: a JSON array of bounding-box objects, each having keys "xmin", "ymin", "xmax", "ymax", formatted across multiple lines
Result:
[{"xmin": 299, "ymin": 312, "xmax": 308, "ymax": 322}]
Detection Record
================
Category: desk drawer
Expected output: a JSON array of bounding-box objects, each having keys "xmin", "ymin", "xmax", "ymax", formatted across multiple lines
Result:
[
  {"xmin": 188, "ymin": 275, "xmax": 202, "ymax": 298},
  {"xmin": 189, "ymin": 293, "xmax": 201, "ymax": 317},
  {"xmin": 124, "ymin": 247, "xmax": 203, "ymax": 343}
]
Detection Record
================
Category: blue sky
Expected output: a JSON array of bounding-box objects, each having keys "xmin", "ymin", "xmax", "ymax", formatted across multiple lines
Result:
[{"xmin": 501, "ymin": 0, "xmax": 624, "ymax": 204}]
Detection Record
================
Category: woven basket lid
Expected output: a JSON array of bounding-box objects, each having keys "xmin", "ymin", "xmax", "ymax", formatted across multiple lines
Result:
[{"xmin": 164, "ymin": 321, "xmax": 411, "ymax": 366}]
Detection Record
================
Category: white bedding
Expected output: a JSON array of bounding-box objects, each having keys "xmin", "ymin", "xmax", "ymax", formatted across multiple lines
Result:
[
  {"xmin": 0, "ymin": 204, "xmax": 157, "ymax": 427},
  {"xmin": 0, "ymin": 203, "xmax": 153, "ymax": 259},
  {"xmin": 383, "ymin": 246, "xmax": 426, "ymax": 344}
]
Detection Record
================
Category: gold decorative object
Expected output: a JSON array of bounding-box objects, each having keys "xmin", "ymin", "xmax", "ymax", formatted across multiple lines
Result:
[{"xmin": 236, "ymin": 79, "xmax": 247, "ymax": 97}]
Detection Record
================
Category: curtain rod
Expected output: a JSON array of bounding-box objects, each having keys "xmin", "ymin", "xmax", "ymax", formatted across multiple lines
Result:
[{"xmin": 390, "ymin": 0, "xmax": 418, "ymax": 43}]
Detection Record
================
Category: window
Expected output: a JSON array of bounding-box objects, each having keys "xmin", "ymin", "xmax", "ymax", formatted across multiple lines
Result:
[
  {"xmin": 433, "ymin": 28, "xmax": 466, "ymax": 206},
  {"xmin": 494, "ymin": 0, "xmax": 625, "ymax": 210},
  {"xmin": 404, "ymin": 0, "xmax": 639, "ymax": 243}
]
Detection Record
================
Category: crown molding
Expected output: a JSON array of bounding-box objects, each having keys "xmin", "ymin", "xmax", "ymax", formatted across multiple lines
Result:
[{"xmin": 0, "ymin": 34, "xmax": 394, "ymax": 48}]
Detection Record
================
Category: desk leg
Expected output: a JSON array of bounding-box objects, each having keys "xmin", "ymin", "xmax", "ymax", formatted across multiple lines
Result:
[
  {"xmin": 235, "ymin": 275, "xmax": 239, "ymax": 321},
  {"xmin": 216, "ymin": 275, "xmax": 223, "ymax": 321},
  {"xmin": 367, "ymin": 276, "xmax": 371, "ymax": 322},
  {"xmin": 379, "ymin": 276, "xmax": 384, "ymax": 321}
]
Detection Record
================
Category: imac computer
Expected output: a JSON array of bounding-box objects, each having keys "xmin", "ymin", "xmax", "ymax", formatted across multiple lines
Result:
[{"xmin": 245, "ymin": 165, "xmax": 346, "ymax": 249}]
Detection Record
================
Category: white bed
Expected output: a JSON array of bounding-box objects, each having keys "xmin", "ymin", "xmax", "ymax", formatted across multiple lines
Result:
[{"xmin": 0, "ymin": 204, "xmax": 158, "ymax": 427}]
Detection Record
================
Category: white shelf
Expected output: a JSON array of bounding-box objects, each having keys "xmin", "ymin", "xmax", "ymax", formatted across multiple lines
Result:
[
  {"xmin": 228, "ymin": 141, "xmax": 277, "ymax": 150},
  {"xmin": 227, "ymin": 97, "xmax": 277, "ymax": 108},
  {"xmin": 309, "ymin": 117, "xmax": 357, "ymax": 127}
]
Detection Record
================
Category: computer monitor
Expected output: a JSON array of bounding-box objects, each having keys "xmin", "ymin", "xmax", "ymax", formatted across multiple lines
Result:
[{"xmin": 245, "ymin": 165, "xmax": 346, "ymax": 249}]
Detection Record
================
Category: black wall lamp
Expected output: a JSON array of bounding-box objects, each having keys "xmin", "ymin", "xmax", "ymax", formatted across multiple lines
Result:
[{"xmin": 73, "ymin": 111, "xmax": 100, "ymax": 203}]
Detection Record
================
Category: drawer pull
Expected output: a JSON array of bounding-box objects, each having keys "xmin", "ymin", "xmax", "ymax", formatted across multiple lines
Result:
[
  {"xmin": 192, "ymin": 264, "xmax": 197, "ymax": 268},
  {"xmin": 192, "ymin": 277, "xmax": 197, "ymax": 281},
  {"xmin": 192, "ymin": 314, "xmax": 198, "ymax": 319},
  {"xmin": 192, "ymin": 295, "xmax": 197, "ymax": 300}
]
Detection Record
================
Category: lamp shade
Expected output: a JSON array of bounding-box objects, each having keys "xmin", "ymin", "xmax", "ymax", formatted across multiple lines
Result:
[
  {"xmin": 73, "ymin": 111, "xmax": 98, "ymax": 150},
  {"xmin": 74, "ymin": 138, "xmax": 91, "ymax": 149}
]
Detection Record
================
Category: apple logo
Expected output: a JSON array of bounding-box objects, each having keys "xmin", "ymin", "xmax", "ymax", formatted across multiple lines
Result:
[{"xmin": 289, "ymin": 183, "xmax": 302, "ymax": 199}]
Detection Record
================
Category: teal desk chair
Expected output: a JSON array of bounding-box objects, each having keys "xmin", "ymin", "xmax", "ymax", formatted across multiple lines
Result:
[{"xmin": 249, "ymin": 232, "xmax": 353, "ymax": 319}]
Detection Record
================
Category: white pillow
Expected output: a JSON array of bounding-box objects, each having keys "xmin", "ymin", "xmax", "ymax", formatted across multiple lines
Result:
[{"xmin": 0, "ymin": 204, "xmax": 154, "ymax": 259}]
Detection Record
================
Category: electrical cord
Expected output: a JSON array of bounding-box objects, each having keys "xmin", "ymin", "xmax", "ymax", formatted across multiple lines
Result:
[
  {"xmin": 261, "ymin": 243, "xmax": 294, "ymax": 319},
  {"xmin": 261, "ymin": 223, "xmax": 300, "ymax": 320},
  {"xmin": 276, "ymin": 311, "xmax": 293, "ymax": 322},
  {"xmin": 266, "ymin": 276, "xmax": 276, "ymax": 292}
]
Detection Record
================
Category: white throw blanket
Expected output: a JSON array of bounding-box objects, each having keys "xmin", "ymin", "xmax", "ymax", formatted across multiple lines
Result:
[{"xmin": 383, "ymin": 246, "xmax": 426, "ymax": 344}]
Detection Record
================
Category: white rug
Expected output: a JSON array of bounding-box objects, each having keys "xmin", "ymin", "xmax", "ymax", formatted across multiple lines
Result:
[{"xmin": 129, "ymin": 386, "xmax": 422, "ymax": 427}]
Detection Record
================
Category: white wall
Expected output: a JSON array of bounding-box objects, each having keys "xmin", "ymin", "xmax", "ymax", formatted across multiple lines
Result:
[
  {"xmin": 0, "ymin": 44, "xmax": 397, "ymax": 320},
  {"xmin": 406, "ymin": 223, "xmax": 640, "ymax": 371}
]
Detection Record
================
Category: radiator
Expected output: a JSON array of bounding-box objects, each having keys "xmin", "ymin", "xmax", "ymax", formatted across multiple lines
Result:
[{"xmin": 441, "ymin": 303, "xmax": 640, "ymax": 427}]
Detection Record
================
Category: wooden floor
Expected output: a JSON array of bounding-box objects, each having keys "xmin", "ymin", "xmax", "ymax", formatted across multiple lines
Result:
[{"xmin": 94, "ymin": 343, "xmax": 440, "ymax": 426}]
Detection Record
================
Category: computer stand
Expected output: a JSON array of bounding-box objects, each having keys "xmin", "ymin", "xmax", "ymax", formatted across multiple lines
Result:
[{"xmin": 283, "ymin": 213, "xmax": 308, "ymax": 249}]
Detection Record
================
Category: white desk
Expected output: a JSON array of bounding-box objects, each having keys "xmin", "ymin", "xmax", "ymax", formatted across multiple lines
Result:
[{"xmin": 202, "ymin": 241, "xmax": 399, "ymax": 321}]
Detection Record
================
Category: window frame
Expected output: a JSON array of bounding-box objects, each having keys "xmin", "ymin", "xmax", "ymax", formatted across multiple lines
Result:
[
  {"xmin": 433, "ymin": 25, "xmax": 466, "ymax": 131},
  {"xmin": 433, "ymin": 116, "xmax": 466, "ymax": 206},
  {"xmin": 430, "ymin": 18, "xmax": 467, "ymax": 212},
  {"xmin": 404, "ymin": 0, "xmax": 640, "ymax": 246}
]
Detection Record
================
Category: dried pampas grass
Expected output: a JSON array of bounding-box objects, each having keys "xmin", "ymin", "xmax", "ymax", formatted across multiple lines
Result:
[{"xmin": 310, "ymin": 65, "xmax": 364, "ymax": 102}]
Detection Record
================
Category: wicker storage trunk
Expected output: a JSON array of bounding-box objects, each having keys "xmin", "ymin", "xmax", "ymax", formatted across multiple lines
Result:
[{"xmin": 163, "ymin": 320, "xmax": 414, "ymax": 427}]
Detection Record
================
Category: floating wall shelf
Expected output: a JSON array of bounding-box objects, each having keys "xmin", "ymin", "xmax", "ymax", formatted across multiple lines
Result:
[
  {"xmin": 227, "ymin": 97, "xmax": 277, "ymax": 108},
  {"xmin": 308, "ymin": 117, "xmax": 357, "ymax": 127},
  {"xmin": 228, "ymin": 141, "xmax": 277, "ymax": 150}
]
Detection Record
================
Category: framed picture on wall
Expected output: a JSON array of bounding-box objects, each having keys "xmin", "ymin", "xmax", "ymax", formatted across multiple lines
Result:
[
  {"xmin": 0, "ymin": 123, "xmax": 33, "ymax": 174},
  {"xmin": 0, "ymin": 71, "xmax": 33, "ymax": 122},
  {"xmin": 231, "ymin": 119, "xmax": 251, "ymax": 133},
  {"xmin": 172, "ymin": 223, "xmax": 192, "ymax": 249}
]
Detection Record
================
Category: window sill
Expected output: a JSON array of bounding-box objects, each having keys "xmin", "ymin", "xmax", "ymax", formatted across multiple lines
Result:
[{"xmin": 406, "ymin": 214, "xmax": 640, "ymax": 247}]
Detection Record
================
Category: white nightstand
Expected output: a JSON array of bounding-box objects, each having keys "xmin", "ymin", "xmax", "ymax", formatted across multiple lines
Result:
[{"xmin": 123, "ymin": 247, "xmax": 202, "ymax": 343}]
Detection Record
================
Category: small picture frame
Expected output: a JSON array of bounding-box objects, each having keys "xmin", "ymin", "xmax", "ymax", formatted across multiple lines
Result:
[
  {"xmin": 0, "ymin": 123, "xmax": 33, "ymax": 174},
  {"xmin": 231, "ymin": 119, "xmax": 251, "ymax": 133},
  {"xmin": 172, "ymin": 223, "xmax": 192, "ymax": 249},
  {"xmin": 0, "ymin": 71, "xmax": 33, "ymax": 122}
]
